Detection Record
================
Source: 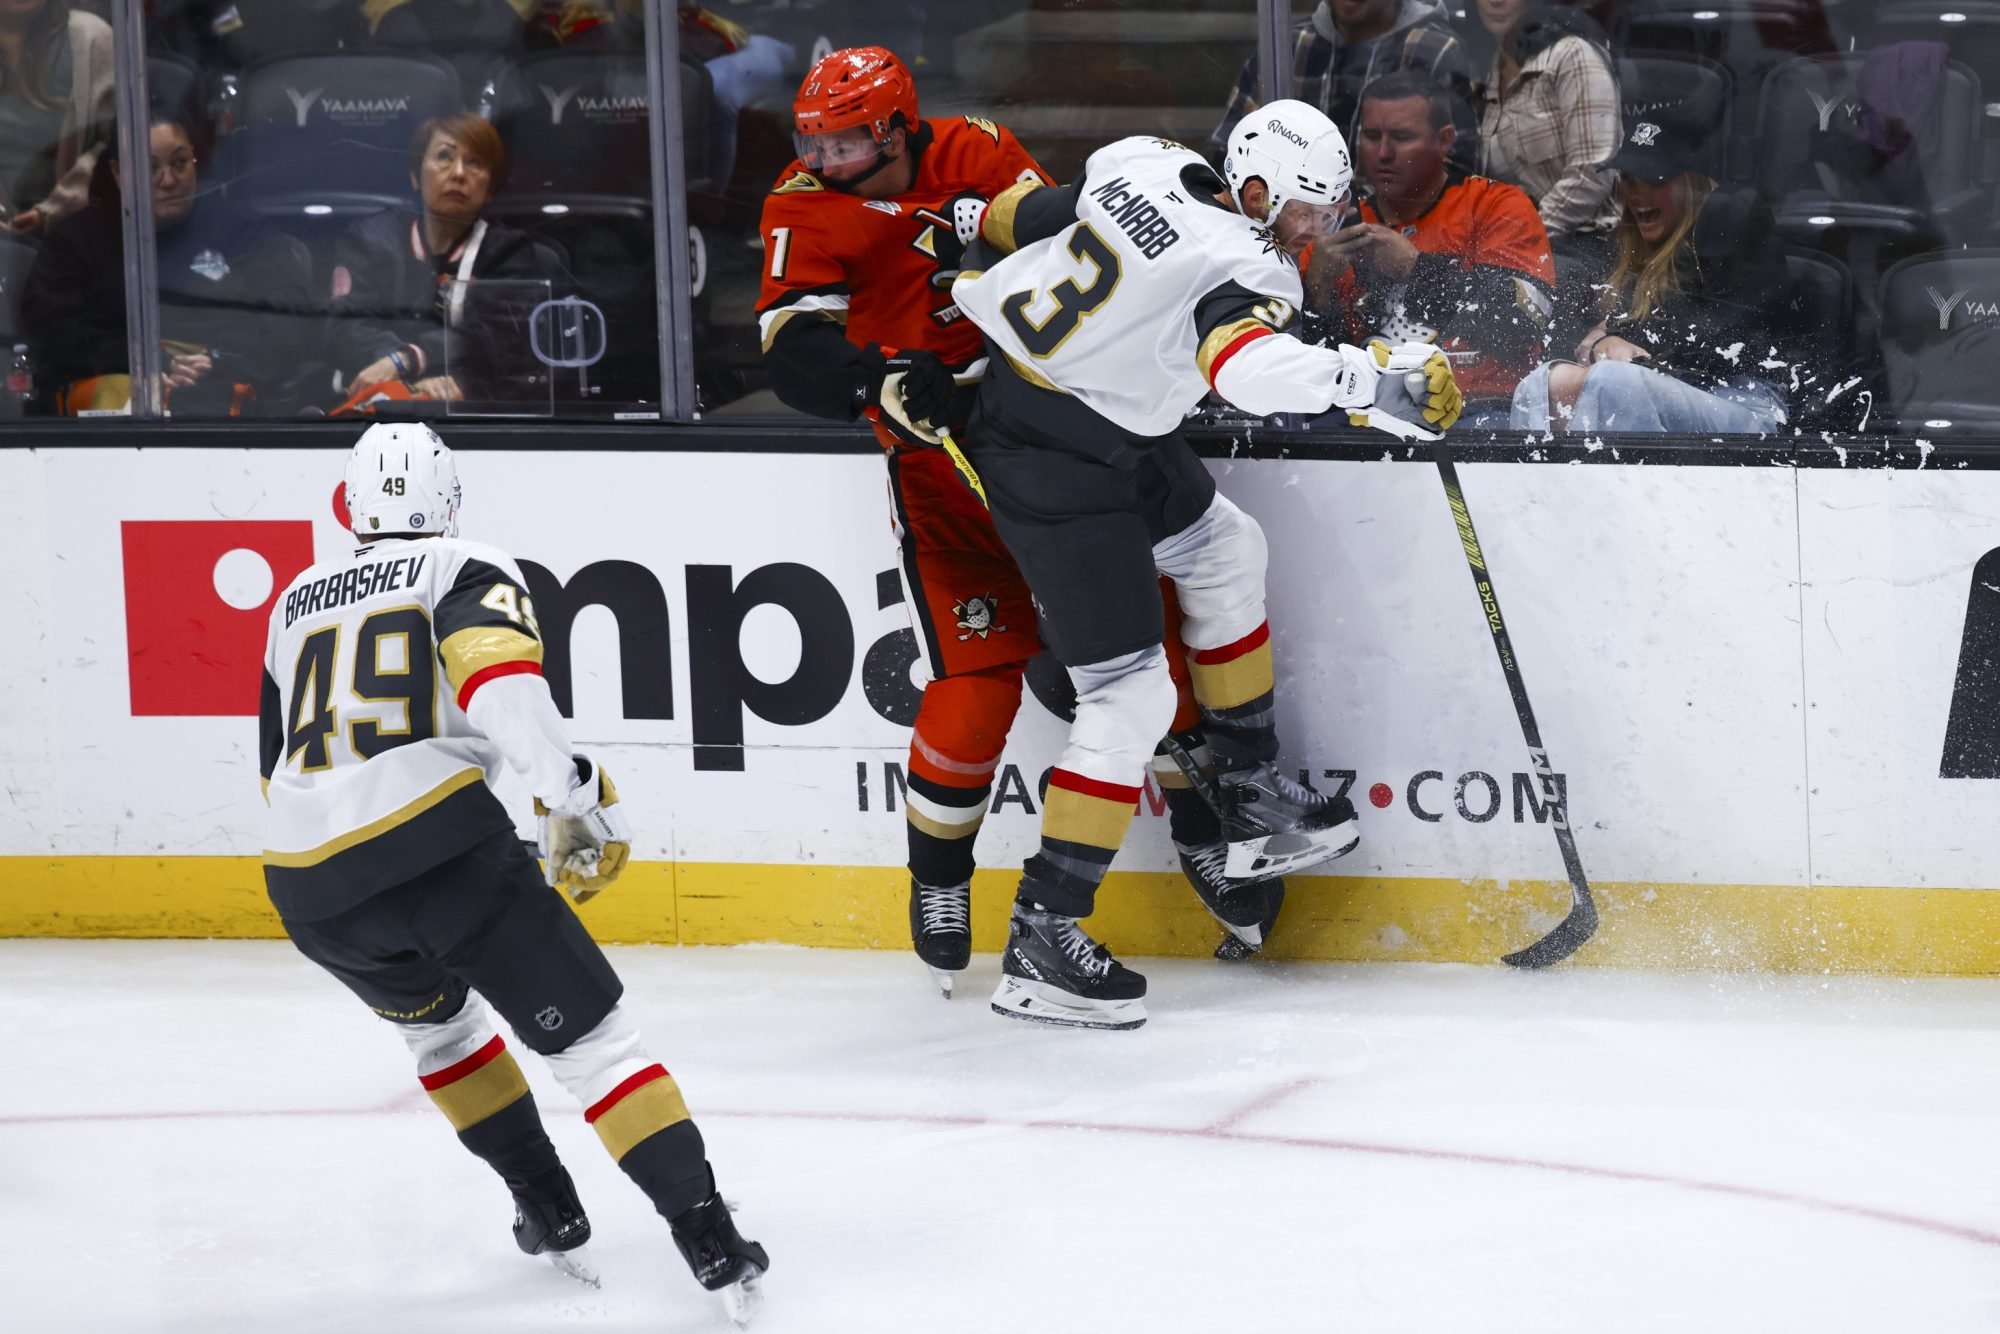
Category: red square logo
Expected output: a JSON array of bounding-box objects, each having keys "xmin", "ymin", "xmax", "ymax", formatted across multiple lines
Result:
[{"xmin": 123, "ymin": 520, "xmax": 316, "ymax": 716}]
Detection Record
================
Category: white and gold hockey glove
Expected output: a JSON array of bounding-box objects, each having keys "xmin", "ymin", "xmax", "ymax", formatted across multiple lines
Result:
[
  {"xmin": 535, "ymin": 756, "xmax": 631, "ymax": 905},
  {"xmin": 1340, "ymin": 339, "xmax": 1465, "ymax": 441}
]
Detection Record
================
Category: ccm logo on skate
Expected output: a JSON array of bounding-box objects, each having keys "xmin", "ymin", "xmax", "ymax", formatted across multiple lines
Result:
[{"xmin": 122, "ymin": 520, "xmax": 316, "ymax": 716}]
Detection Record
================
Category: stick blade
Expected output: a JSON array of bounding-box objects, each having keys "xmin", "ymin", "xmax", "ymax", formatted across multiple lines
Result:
[{"xmin": 1502, "ymin": 896, "xmax": 1599, "ymax": 969}]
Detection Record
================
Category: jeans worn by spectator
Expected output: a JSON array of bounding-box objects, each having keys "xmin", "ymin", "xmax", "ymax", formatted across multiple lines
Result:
[{"xmin": 1510, "ymin": 360, "xmax": 1788, "ymax": 435}]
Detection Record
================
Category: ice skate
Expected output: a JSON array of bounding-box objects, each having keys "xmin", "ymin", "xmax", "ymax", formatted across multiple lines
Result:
[
  {"xmin": 670, "ymin": 1181, "xmax": 770, "ymax": 1329},
  {"xmin": 909, "ymin": 878, "xmax": 971, "ymax": 998},
  {"xmin": 510, "ymin": 1164, "xmax": 599, "ymax": 1287},
  {"xmin": 1217, "ymin": 762, "xmax": 1360, "ymax": 880},
  {"xmin": 1177, "ymin": 839, "xmax": 1285, "ymax": 957},
  {"xmin": 990, "ymin": 906, "xmax": 1147, "ymax": 1030}
]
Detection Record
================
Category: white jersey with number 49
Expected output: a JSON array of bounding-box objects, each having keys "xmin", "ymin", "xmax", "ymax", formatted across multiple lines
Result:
[
  {"xmin": 259, "ymin": 535, "xmax": 574, "ymax": 920},
  {"xmin": 954, "ymin": 136, "xmax": 1352, "ymax": 438}
]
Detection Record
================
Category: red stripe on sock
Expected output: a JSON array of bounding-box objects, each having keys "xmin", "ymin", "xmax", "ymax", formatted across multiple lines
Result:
[
  {"xmin": 1206, "ymin": 326, "xmax": 1273, "ymax": 388},
  {"xmin": 584, "ymin": 1064, "xmax": 668, "ymax": 1124},
  {"xmin": 419, "ymin": 1035, "xmax": 505, "ymax": 1091},
  {"xmin": 457, "ymin": 659, "xmax": 542, "ymax": 711},
  {"xmin": 1191, "ymin": 622, "xmax": 1270, "ymax": 665},
  {"xmin": 1047, "ymin": 768, "xmax": 1143, "ymax": 806}
]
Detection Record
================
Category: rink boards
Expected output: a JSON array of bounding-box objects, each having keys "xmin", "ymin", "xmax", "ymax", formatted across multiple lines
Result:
[{"xmin": 3, "ymin": 445, "xmax": 1998, "ymax": 974}]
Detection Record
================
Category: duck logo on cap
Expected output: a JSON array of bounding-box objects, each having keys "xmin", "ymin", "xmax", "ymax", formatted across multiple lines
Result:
[{"xmin": 1630, "ymin": 122, "xmax": 1661, "ymax": 147}]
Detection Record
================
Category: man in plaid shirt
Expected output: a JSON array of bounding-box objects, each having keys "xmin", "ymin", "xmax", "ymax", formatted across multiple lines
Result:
[{"xmin": 1212, "ymin": 0, "xmax": 1480, "ymax": 175}]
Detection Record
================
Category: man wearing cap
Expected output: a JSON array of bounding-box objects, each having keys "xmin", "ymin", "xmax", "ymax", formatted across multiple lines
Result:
[{"xmin": 1306, "ymin": 70, "xmax": 1555, "ymax": 418}]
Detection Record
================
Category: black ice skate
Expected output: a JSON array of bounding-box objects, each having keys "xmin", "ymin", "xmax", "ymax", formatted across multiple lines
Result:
[
  {"xmin": 1217, "ymin": 762, "xmax": 1360, "ymax": 880},
  {"xmin": 510, "ymin": 1164, "xmax": 599, "ymax": 1287},
  {"xmin": 1177, "ymin": 839, "xmax": 1286, "ymax": 958},
  {"xmin": 669, "ymin": 1179, "xmax": 770, "ymax": 1329},
  {"xmin": 990, "ymin": 906, "xmax": 1147, "ymax": 1030},
  {"xmin": 909, "ymin": 877, "xmax": 971, "ymax": 998}
]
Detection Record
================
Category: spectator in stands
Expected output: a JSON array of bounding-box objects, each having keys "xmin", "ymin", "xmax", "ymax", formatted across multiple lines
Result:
[
  {"xmin": 1212, "ymin": 0, "xmax": 1479, "ymax": 176},
  {"xmin": 1307, "ymin": 72, "xmax": 1553, "ymax": 417},
  {"xmin": 1469, "ymin": 0, "xmax": 1621, "ymax": 264},
  {"xmin": 1511, "ymin": 117, "xmax": 1804, "ymax": 435},
  {"xmin": 330, "ymin": 112, "xmax": 571, "ymax": 408},
  {"xmin": 21, "ymin": 113, "xmax": 319, "ymax": 415},
  {"xmin": 0, "ymin": 0, "xmax": 113, "ymax": 235}
]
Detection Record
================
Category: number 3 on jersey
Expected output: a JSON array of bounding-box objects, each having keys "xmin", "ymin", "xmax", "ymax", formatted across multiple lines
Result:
[{"xmin": 1000, "ymin": 225, "xmax": 1123, "ymax": 359}]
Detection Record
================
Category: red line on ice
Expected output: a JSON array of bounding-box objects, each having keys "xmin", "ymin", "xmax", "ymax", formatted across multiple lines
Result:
[{"xmin": 3, "ymin": 1096, "xmax": 1996, "ymax": 1252}]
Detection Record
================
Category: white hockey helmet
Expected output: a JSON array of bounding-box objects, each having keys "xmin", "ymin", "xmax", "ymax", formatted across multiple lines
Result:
[
  {"xmin": 344, "ymin": 422, "xmax": 461, "ymax": 539},
  {"xmin": 1224, "ymin": 98, "xmax": 1354, "ymax": 222}
]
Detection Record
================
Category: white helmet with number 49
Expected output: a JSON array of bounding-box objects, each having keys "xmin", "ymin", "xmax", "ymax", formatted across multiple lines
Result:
[{"xmin": 344, "ymin": 422, "xmax": 461, "ymax": 539}]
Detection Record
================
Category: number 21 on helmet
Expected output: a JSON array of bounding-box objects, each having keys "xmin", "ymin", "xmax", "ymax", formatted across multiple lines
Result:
[{"xmin": 792, "ymin": 46, "xmax": 918, "ymax": 185}]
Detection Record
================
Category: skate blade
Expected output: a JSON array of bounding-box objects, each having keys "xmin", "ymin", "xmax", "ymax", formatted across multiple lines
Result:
[
  {"xmin": 546, "ymin": 1245, "xmax": 601, "ymax": 1288},
  {"xmin": 1213, "ymin": 931, "xmax": 1261, "ymax": 961},
  {"xmin": 1223, "ymin": 825, "xmax": 1359, "ymax": 880},
  {"xmin": 989, "ymin": 976, "xmax": 1146, "ymax": 1030},
  {"xmin": 925, "ymin": 964, "xmax": 959, "ymax": 999},
  {"xmin": 721, "ymin": 1266, "xmax": 764, "ymax": 1328}
]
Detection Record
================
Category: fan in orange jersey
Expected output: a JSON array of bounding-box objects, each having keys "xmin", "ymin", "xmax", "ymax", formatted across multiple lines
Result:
[{"xmin": 756, "ymin": 47, "xmax": 1281, "ymax": 994}]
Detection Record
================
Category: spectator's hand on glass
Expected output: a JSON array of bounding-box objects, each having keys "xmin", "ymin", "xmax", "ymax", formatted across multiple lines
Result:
[
  {"xmin": 412, "ymin": 375, "xmax": 463, "ymax": 402},
  {"xmin": 9, "ymin": 208, "xmax": 44, "ymax": 235},
  {"xmin": 1315, "ymin": 223, "xmax": 1419, "ymax": 284}
]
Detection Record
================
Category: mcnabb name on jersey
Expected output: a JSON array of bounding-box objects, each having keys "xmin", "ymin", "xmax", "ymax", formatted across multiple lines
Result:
[
  {"xmin": 1086, "ymin": 176, "xmax": 1182, "ymax": 260},
  {"xmin": 284, "ymin": 553, "xmax": 428, "ymax": 629}
]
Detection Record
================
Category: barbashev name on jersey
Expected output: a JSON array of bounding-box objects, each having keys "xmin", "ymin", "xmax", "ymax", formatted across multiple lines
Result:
[
  {"xmin": 1085, "ymin": 176, "xmax": 1182, "ymax": 260},
  {"xmin": 283, "ymin": 553, "xmax": 428, "ymax": 629}
]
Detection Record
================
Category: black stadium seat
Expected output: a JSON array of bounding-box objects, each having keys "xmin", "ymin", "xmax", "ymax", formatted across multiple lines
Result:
[
  {"xmin": 490, "ymin": 52, "xmax": 657, "ymax": 210},
  {"xmin": 226, "ymin": 53, "xmax": 462, "ymax": 223},
  {"xmin": 1878, "ymin": 248, "xmax": 2000, "ymax": 430}
]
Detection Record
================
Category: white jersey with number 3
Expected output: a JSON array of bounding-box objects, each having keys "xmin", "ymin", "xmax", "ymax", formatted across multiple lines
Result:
[{"xmin": 953, "ymin": 137, "xmax": 1318, "ymax": 437}]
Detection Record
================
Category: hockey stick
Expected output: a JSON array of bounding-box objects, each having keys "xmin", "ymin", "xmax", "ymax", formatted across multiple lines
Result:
[
  {"xmin": 1433, "ymin": 440, "xmax": 1597, "ymax": 968},
  {"xmin": 933, "ymin": 424, "xmax": 988, "ymax": 509}
]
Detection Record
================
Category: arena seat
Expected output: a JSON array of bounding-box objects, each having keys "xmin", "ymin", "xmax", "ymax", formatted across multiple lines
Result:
[
  {"xmin": 1877, "ymin": 248, "xmax": 2000, "ymax": 429},
  {"xmin": 227, "ymin": 53, "xmax": 463, "ymax": 222}
]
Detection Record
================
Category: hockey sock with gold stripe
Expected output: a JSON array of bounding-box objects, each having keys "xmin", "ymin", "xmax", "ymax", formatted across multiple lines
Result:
[
  {"xmin": 583, "ymin": 1063, "xmax": 712, "ymax": 1221},
  {"xmin": 418, "ymin": 1033, "xmax": 562, "ymax": 1189}
]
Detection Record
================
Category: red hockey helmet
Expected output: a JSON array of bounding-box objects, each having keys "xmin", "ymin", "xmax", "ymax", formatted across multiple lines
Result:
[{"xmin": 792, "ymin": 46, "xmax": 918, "ymax": 176}]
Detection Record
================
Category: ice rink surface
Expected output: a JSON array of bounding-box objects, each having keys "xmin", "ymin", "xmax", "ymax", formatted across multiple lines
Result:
[{"xmin": 3, "ymin": 939, "xmax": 1998, "ymax": 1333}]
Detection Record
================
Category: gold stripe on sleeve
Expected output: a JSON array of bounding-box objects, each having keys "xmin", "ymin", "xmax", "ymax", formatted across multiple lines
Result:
[
  {"xmin": 1195, "ymin": 317, "xmax": 1267, "ymax": 384},
  {"xmin": 981, "ymin": 179, "xmax": 1044, "ymax": 255},
  {"xmin": 439, "ymin": 627, "xmax": 543, "ymax": 696}
]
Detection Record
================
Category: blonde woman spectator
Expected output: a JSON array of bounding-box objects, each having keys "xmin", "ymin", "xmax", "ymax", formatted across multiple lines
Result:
[{"xmin": 0, "ymin": 0, "xmax": 113, "ymax": 235}]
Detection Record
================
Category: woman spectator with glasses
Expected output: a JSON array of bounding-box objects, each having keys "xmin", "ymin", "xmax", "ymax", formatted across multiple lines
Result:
[
  {"xmin": 0, "ymin": 0, "xmax": 114, "ymax": 235},
  {"xmin": 22, "ymin": 112, "xmax": 319, "ymax": 414},
  {"xmin": 329, "ymin": 112, "xmax": 571, "ymax": 410}
]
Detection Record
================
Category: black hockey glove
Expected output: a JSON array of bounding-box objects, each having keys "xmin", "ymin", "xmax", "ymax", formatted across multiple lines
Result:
[{"xmin": 865, "ymin": 347, "xmax": 954, "ymax": 444}]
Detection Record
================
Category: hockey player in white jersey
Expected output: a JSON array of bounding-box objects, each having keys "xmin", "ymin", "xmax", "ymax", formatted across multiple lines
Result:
[
  {"xmin": 932, "ymin": 101, "xmax": 1464, "ymax": 1029},
  {"xmin": 260, "ymin": 424, "xmax": 767, "ymax": 1324}
]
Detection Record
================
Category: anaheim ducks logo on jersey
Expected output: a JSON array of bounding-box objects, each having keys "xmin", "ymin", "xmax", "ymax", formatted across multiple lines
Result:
[
  {"xmin": 772, "ymin": 169, "xmax": 823, "ymax": 195},
  {"xmin": 953, "ymin": 595, "xmax": 1006, "ymax": 640},
  {"xmin": 963, "ymin": 116, "xmax": 1000, "ymax": 144}
]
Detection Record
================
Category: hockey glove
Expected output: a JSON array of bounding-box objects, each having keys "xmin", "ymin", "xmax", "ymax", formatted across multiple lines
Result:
[
  {"xmin": 1345, "ymin": 339, "xmax": 1464, "ymax": 441},
  {"xmin": 535, "ymin": 756, "xmax": 632, "ymax": 905},
  {"xmin": 925, "ymin": 192, "xmax": 989, "ymax": 288},
  {"xmin": 868, "ymin": 348, "xmax": 953, "ymax": 445}
]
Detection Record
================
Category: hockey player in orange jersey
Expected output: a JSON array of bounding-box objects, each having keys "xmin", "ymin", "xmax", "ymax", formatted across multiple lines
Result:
[{"xmin": 756, "ymin": 47, "xmax": 1284, "ymax": 994}]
